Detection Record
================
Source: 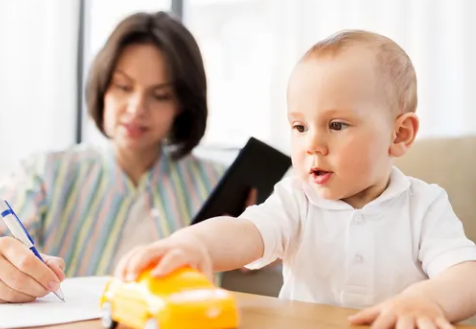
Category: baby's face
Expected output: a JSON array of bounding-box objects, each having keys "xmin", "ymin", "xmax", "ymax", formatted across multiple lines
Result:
[{"xmin": 287, "ymin": 48, "xmax": 396, "ymax": 208}]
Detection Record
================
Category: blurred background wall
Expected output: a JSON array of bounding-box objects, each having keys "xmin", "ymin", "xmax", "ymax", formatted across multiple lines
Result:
[{"xmin": 1, "ymin": 0, "xmax": 475, "ymax": 173}]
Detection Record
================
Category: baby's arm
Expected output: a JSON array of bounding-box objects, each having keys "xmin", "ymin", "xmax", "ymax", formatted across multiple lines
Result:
[
  {"xmin": 171, "ymin": 216, "xmax": 265, "ymax": 272},
  {"xmin": 351, "ymin": 188, "xmax": 476, "ymax": 327},
  {"xmin": 407, "ymin": 188, "xmax": 476, "ymax": 323},
  {"xmin": 402, "ymin": 261, "xmax": 476, "ymax": 323},
  {"xmin": 115, "ymin": 177, "xmax": 302, "ymax": 281},
  {"xmin": 115, "ymin": 216, "xmax": 263, "ymax": 281},
  {"xmin": 350, "ymin": 261, "xmax": 476, "ymax": 329}
]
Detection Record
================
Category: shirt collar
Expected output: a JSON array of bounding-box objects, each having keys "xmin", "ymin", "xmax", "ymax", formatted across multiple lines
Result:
[
  {"xmin": 102, "ymin": 142, "xmax": 171, "ymax": 194},
  {"xmin": 301, "ymin": 166, "xmax": 411, "ymax": 212}
]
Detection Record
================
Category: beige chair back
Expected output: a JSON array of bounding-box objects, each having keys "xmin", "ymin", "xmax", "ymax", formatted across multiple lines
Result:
[{"xmin": 396, "ymin": 136, "xmax": 476, "ymax": 242}]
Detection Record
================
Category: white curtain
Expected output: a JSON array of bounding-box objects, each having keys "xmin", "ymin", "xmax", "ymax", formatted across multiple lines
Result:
[
  {"xmin": 0, "ymin": 0, "xmax": 80, "ymax": 174},
  {"xmin": 182, "ymin": 0, "xmax": 476, "ymax": 155},
  {"xmin": 272, "ymin": 0, "xmax": 476, "ymax": 152},
  {"xmin": 32, "ymin": 0, "xmax": 474, "ymax": 160}
]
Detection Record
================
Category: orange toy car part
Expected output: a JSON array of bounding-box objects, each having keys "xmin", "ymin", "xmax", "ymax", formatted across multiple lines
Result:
[{"xmin": 99, "ymin": 267, "xmax": 239, "ymax": 329}]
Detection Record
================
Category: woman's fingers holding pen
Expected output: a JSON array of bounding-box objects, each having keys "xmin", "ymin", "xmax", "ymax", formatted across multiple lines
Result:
[
  {"xmin": 44, "ymin": 256, "xmax": 66, "ymax": 282},
  {"xmin": 0, "ymin": 254, "xmax": 48, "ymax": 301},
  {"xmin": 0, "ymin": 237, "xmax": 61, "ymax": 297},
  {"xmin": 0, "ymin": 279, "xmax": 36, "ymax": 303}
]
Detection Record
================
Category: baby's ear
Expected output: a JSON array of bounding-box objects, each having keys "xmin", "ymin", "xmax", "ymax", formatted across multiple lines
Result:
[{"xmin": 389, "ymin": 112, "xmax": 419, "ymax": 158}]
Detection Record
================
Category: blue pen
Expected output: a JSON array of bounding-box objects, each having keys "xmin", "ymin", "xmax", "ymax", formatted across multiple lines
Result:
[{"xmin": 0, "ymin": 200, "xmax": 65, "ymax": 302}]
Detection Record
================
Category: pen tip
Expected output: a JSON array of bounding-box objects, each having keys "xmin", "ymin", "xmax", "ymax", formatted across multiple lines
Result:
[
  {"xmin": 54, "ymin": 289, "xmax": 65, "ymax": 302},
  {"xmin": 55, "ymin": 293, "xmax": 65, "ymax": 303}
]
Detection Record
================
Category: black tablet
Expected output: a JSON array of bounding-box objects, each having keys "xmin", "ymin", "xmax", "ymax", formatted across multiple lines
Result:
[{"xmin": 191, "ymin": 137, "xmax": 292, "ymax": 225}]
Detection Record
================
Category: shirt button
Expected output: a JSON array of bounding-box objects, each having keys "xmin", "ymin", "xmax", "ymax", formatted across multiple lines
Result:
[
  {"xmin": 151, "ymin": 208, "xmax": 160, "ymax": 218},
  {"xmin": 354, "ymin": 254, "xmax": 364, "ymax": 264},
  {"xmin": 354, "ymin": 214, "xmax": 364, "ymax": 225}
]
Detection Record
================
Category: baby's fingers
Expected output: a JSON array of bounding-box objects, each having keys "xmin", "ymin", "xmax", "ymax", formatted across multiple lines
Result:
[
  {"xmin": 435, "ymin": 317, "xmax": 454, "ymax": 329},
  {"xmin": 349, "ymin": 305, "xmax": 380, "ymax": 325},
  {"xmin": 196, "ymin": 254, "xmax": 213, "ymax": 282},
  {"xmin": 396, "ymin": 315, "xmax": 414, "ymax": 329},
  {"xmin": 371, "ymin": 312, "xmax": 397, "ymax": 329},
  {"xmin": 114, "ymin": 246, "xmax": 144, "ymax": 280},
  {"xmin": 124, "ymin": 245, "xmax": 167, "ymax": 281},
  {"xmin": 415, "ymin": 317, "xmax": 436, "ymax": 329},
  {"xmin": 151, "ymin": 250, "xmax": 191, "ymax": 277}
]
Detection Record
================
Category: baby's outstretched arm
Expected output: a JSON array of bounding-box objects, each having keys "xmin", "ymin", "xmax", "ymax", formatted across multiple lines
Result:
[
  {"xmin": 114, "ymin": 216, "xmax": 264, "ymax": 281},
  {"xmin": 115, "ymin": 178, "xmax": 300, "ymax": 282}
]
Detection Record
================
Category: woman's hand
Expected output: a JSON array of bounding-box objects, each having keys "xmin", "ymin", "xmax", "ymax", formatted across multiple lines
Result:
[
  {"xmin": 244, "ymin": 187, "xmax": 258, "ymax": 209},
  {"xmin": 0, "ymin": 237, "xmax": 65, "ymax": 303}
]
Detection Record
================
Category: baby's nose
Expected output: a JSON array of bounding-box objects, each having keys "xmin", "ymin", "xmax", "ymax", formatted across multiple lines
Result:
[{"xmin": 306, "ymin": 137, "xmax": 328, "ymax": 156}]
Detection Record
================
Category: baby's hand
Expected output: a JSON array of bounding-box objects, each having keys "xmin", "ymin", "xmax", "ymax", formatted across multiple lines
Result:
[
  {"xmin": 114, "ymin": 234, "xmax": 213, "ymax": 282},
  {"xmin": 348, "ymin": 293, "xmax": 454, "ymax": 329}
]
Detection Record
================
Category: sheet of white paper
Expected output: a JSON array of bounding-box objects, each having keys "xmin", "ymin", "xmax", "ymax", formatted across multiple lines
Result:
[{"xmin": 0, "ymin": 276, "xmax": 111, "ymax": 329}]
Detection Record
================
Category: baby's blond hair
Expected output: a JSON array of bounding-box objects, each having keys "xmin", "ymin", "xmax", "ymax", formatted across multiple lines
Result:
[{"xmin": 303, "ymin": 30, "xmax": 417, "ymax": 114}]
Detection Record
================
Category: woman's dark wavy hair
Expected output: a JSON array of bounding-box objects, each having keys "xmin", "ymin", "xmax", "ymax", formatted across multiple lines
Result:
[{"xmin": 86, "ymin": 11, "xmax": 208, "ymax": 160}]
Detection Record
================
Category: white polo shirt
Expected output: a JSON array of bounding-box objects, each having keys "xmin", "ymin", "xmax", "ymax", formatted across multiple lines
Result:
[{"xmin": 240, "ymin": 166, "xmax": 476, "ymax": 309}]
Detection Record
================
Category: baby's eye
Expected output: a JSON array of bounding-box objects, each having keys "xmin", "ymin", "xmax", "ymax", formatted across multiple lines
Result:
[
  {"xmin": 293, "ymin": 124, "xmax": 307, "ymax": 133},
  {"xmin": 329, "ymin": 122, "xmax": 349, "ymax": 131}
]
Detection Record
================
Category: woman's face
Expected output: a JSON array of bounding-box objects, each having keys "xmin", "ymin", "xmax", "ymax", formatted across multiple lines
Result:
[{"xmin": 103, "ymin": 43, "xmax": 178, "ymax": 154}]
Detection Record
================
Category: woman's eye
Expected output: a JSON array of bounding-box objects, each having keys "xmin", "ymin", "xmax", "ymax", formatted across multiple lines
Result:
[
  {"xmin": 115, "ymin": 84, "xmax": 131, "ymax": 92},
  {"xmin": 329, "ymin": 122, "xmax": 349, "ymax": 131},
  {"xmin": 153, "ymin": 94, "xmax": 171, "ymax": 101}
]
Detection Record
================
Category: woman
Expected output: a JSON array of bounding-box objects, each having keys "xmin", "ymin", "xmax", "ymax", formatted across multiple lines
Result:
[{"xmin": 0, "ymin": 11, "xmax": 245, "ymax": 303}]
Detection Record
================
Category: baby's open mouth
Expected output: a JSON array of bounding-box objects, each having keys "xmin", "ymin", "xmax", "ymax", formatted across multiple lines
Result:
[
  {"xmin": 310, "ymin": 169, "xmax": 331, "ymax": 176},
  {"xmin": 309, "ymin": 168, "xmax": 333, "ymax": 184}
]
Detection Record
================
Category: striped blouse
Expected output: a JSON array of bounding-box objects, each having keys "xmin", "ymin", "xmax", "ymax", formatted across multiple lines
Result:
[{"xmin": 0, "ymin": 143, "xmax": 226, "ymax": 277}]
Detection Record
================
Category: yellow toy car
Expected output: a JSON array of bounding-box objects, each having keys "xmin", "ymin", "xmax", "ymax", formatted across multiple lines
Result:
[{"xmin": 99, "ymin": 267, "xmax": 239, "ymax": 329}]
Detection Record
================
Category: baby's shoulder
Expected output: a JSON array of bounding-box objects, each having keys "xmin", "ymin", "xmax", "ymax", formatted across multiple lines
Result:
[
  {"xmin": 406, "ymin": 175, "xmax": 449, "ymax": 206},
  {"xmin": 269, "ymin": 176, "xmax": 312, "ymax": 210},
  {"xmin": 400, "ymin": 175, "xmax": 456, "ymax": 225}
]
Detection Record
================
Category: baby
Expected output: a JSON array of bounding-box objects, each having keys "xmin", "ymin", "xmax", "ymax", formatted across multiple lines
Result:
[{"xmin": 115, "ymin": 30, "xmax": 476, "ymax": 328}]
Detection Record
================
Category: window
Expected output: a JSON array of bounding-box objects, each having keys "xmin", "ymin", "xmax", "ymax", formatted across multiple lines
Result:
[
  {"xmin": 82, "ymin": 0, "xmax": 476, "ymax": 155},
  {"xmin": 183, "ymin": 0, "xmax": 279, "ymax": 148},
  {"xmin": 81, "ymin": 0, "xmax": 288, "ymax": 152},
  {"xmin": 0, "ymin": 0, "xmax": 79, "ymax": 176}
]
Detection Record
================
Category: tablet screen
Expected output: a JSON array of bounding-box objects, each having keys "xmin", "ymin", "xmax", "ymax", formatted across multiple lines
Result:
[{"xmin": 191, "ymin": 137, "xmax": 292, "ymax": 224}]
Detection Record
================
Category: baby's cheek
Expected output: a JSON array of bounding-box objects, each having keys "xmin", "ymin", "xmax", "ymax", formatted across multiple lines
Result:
[
  {"xmin": 291, "ymin": 150, "xmax": 308, "ymax": 177},
  {"xmin": 339, "ymin": 139, "xmax": 383, "ymax": 179},
  {"xmin": 338, "ymin": 142, "xmax": 361, "ymax": 164}
]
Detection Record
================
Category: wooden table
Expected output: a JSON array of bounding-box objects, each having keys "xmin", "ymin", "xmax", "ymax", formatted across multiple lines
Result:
[{"xmin": 35, "ymin": 292, "xmax": 476, "ymax": 329}]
